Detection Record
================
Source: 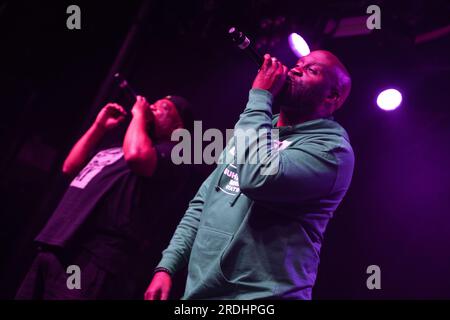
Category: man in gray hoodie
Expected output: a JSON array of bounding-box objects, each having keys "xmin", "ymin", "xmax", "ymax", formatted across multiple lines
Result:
[{"xmin": 145, "ymin": 50, "xmax": 354, "ymax": 300}]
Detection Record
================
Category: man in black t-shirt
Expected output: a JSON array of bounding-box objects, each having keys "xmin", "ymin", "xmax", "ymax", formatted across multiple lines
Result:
[{"xmin": 16, "ymin": 95, "xmax": 194, "ymax": 299}]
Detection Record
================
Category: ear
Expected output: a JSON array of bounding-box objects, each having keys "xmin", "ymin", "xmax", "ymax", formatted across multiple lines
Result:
[{"xmin": 325, "ymin": 89, "xmax": 340, "ymax": 109}]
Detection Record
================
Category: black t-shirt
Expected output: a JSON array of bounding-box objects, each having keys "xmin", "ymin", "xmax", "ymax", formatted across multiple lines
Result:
[{"xmin": 35, "ymin": 142, "xmax": 190, "ymax": 273}]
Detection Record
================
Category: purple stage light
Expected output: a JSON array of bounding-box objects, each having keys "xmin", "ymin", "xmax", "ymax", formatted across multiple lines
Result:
[
  {"xmin": 376, "ymin": 89, "xmax": 402, "ymax": 111},
  {"xmin": 288, "ymin": 33, "xmax": 310, "ymax": 58}
]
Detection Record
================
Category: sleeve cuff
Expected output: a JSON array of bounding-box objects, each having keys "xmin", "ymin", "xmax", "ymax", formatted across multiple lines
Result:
[
  {"xmin": 249, "ymin": 88, "xmax": 273, "ymax": 103},
  {"xmin": 244, "ymin": 89, "xmax": 274, "ymax": 113},
  {"xmin": 153, "ymin": 266, "xmax": 172, "ymax": 277},
  {"xmin": 155, "ymin": 254, "xmax": 181, "ymax": 276}
]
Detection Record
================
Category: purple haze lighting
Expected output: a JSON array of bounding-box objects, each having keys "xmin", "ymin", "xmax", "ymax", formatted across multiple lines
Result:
[
  {"xmin": 376, "ymin": 89, "xmax": 403, "ymax": 111},
  {"xmin": 288, "ymin": 33, "xmax": 310, "ymax": 58}
]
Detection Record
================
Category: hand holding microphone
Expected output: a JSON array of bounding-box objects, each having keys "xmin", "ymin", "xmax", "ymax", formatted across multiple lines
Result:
[
  {"xmin": 131, "ymin": 95, "xmax": 154, "ymax": 124},
  {"xmin": 252, "ymin": 54, "xmax": 289, "ymax": 97}
]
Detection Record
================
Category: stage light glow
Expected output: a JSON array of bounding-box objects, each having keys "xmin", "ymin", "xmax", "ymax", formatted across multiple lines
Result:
[
  {"xmin": 377, "ymin": 89, "xmax": 402, "ymax": 111},
  {"xmin": 288, "ymin": 33, "xmax": 310, "ymax": 57}
]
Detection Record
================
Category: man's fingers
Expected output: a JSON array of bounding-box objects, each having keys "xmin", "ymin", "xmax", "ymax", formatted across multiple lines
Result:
[
  {"xmin": 161, "ymin": 290, "xmax": 169, "ymax": 300},
  {"xmin": 137, "ymin": 95, "xmax": 147, "ymax": 103},
  {"xmin": 134, "ymin": 95, "xmax": 149, "ymax": 108},
  {"xmin": 276, "ymin": 64, "xmax": 287, "ymax": 76},
  {"xmin": 105, "ymin": 105, "xmax": 117, "ymax": 113},
  {"xmin": 115, "ymin": 105, "xmax": 127, "ymax": 115},
  {"xmin": 145, "ymin": 290, "xmax": 154, "ymax": 300},
  {"xmin": 111, "ymin": 104, "xmax": 125, "ymax": 111},
  {"xmin": 261, "ymin": 54, "xmax": 286, "ymax": 75},
  {"xmin": 274, "ymin": 59, "xmax": 281, "ymax": 72},
  {"xmin": 153, "ymin": 290, "xmax": 162, "ymax": 300},
  {"xmin": 145, "ymin": 286, "xmax": 164, "ymax": 300},
  {"xmin": 105, "ymin": 103, "xmax": 127, "ymax": 115},
  {"xmin": 268, "ymin": 57, "xmax": 283, "ymax": 75},
  {"xmin": 252, "ymin": 54, "xmax": 288, "ymax": 94},
  {"xmin": 111, "ymin": 103, "xmax": 122, "ymax": 108},
  {"xmin": 273, "ymin": 62, "xmax": 286, "ymax": 75},
  {"xmin": 261, "ymin": 53, "xmax": 272, "ymax": 71},
  {"xmin": 278, "ymin": 65, "xmax": 288, "ymax": 86}
]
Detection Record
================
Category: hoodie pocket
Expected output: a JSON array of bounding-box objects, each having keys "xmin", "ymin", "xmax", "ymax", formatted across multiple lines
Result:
[
  {"xmin": 186, "ymin": 226, "xmax": 233, "ymax": 297},
  {"xmin": 191, "ymin": 226, "xmax": 233, "ymax": 271}
]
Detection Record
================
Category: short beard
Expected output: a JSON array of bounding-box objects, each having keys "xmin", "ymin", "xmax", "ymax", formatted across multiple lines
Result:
[{"xmin": 276, "ymin": 77, "xmax": 325, "ymax": 115}]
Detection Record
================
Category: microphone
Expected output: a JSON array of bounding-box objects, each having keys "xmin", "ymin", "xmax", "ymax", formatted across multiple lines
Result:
[
  {"xmin": 228, "ymin": 27, "xmax": 264, "ymax": 67},
  {"xmin": 113, "ymin": 73, "xmax": 138, "ymax": 99},
  {"xmin": 228, "ymin": 27, "xmax": 291, "ymax": 85}
]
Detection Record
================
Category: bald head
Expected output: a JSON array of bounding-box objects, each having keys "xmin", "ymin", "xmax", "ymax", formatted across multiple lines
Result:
[{"xmin": 307, "ymin": 50, "xmax": 352, "ymax": 111}]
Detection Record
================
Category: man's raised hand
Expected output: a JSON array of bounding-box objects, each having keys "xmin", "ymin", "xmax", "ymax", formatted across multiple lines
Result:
[
  {"xmin": 252, "ymin": 53, "xmax": 288, "ymax": 97},
  {"xmin": 95, "ymin": 103, "xmax": 127, "ymax": 130}
]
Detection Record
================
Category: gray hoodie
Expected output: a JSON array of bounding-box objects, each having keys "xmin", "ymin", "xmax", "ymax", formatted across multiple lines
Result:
[{"xmin": 157, "ymin": 89, "xmax": 355, "ymax": 299}]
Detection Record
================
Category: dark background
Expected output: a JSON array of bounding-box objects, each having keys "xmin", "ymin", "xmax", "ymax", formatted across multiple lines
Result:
[{"xmin": 1, "ymin": 0, "xmax": 450, "ymax": 299}]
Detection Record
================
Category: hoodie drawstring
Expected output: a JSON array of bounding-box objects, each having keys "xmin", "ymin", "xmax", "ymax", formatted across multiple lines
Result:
[{"xmin": 229, "ymin": 191, "xmax": 242, "ymax": 207}]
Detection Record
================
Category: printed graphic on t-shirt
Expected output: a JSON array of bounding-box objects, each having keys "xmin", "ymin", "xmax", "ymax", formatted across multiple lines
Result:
[{"xmin": 70, "ymin": 147, "xmax": 123, "ymax": 189}]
